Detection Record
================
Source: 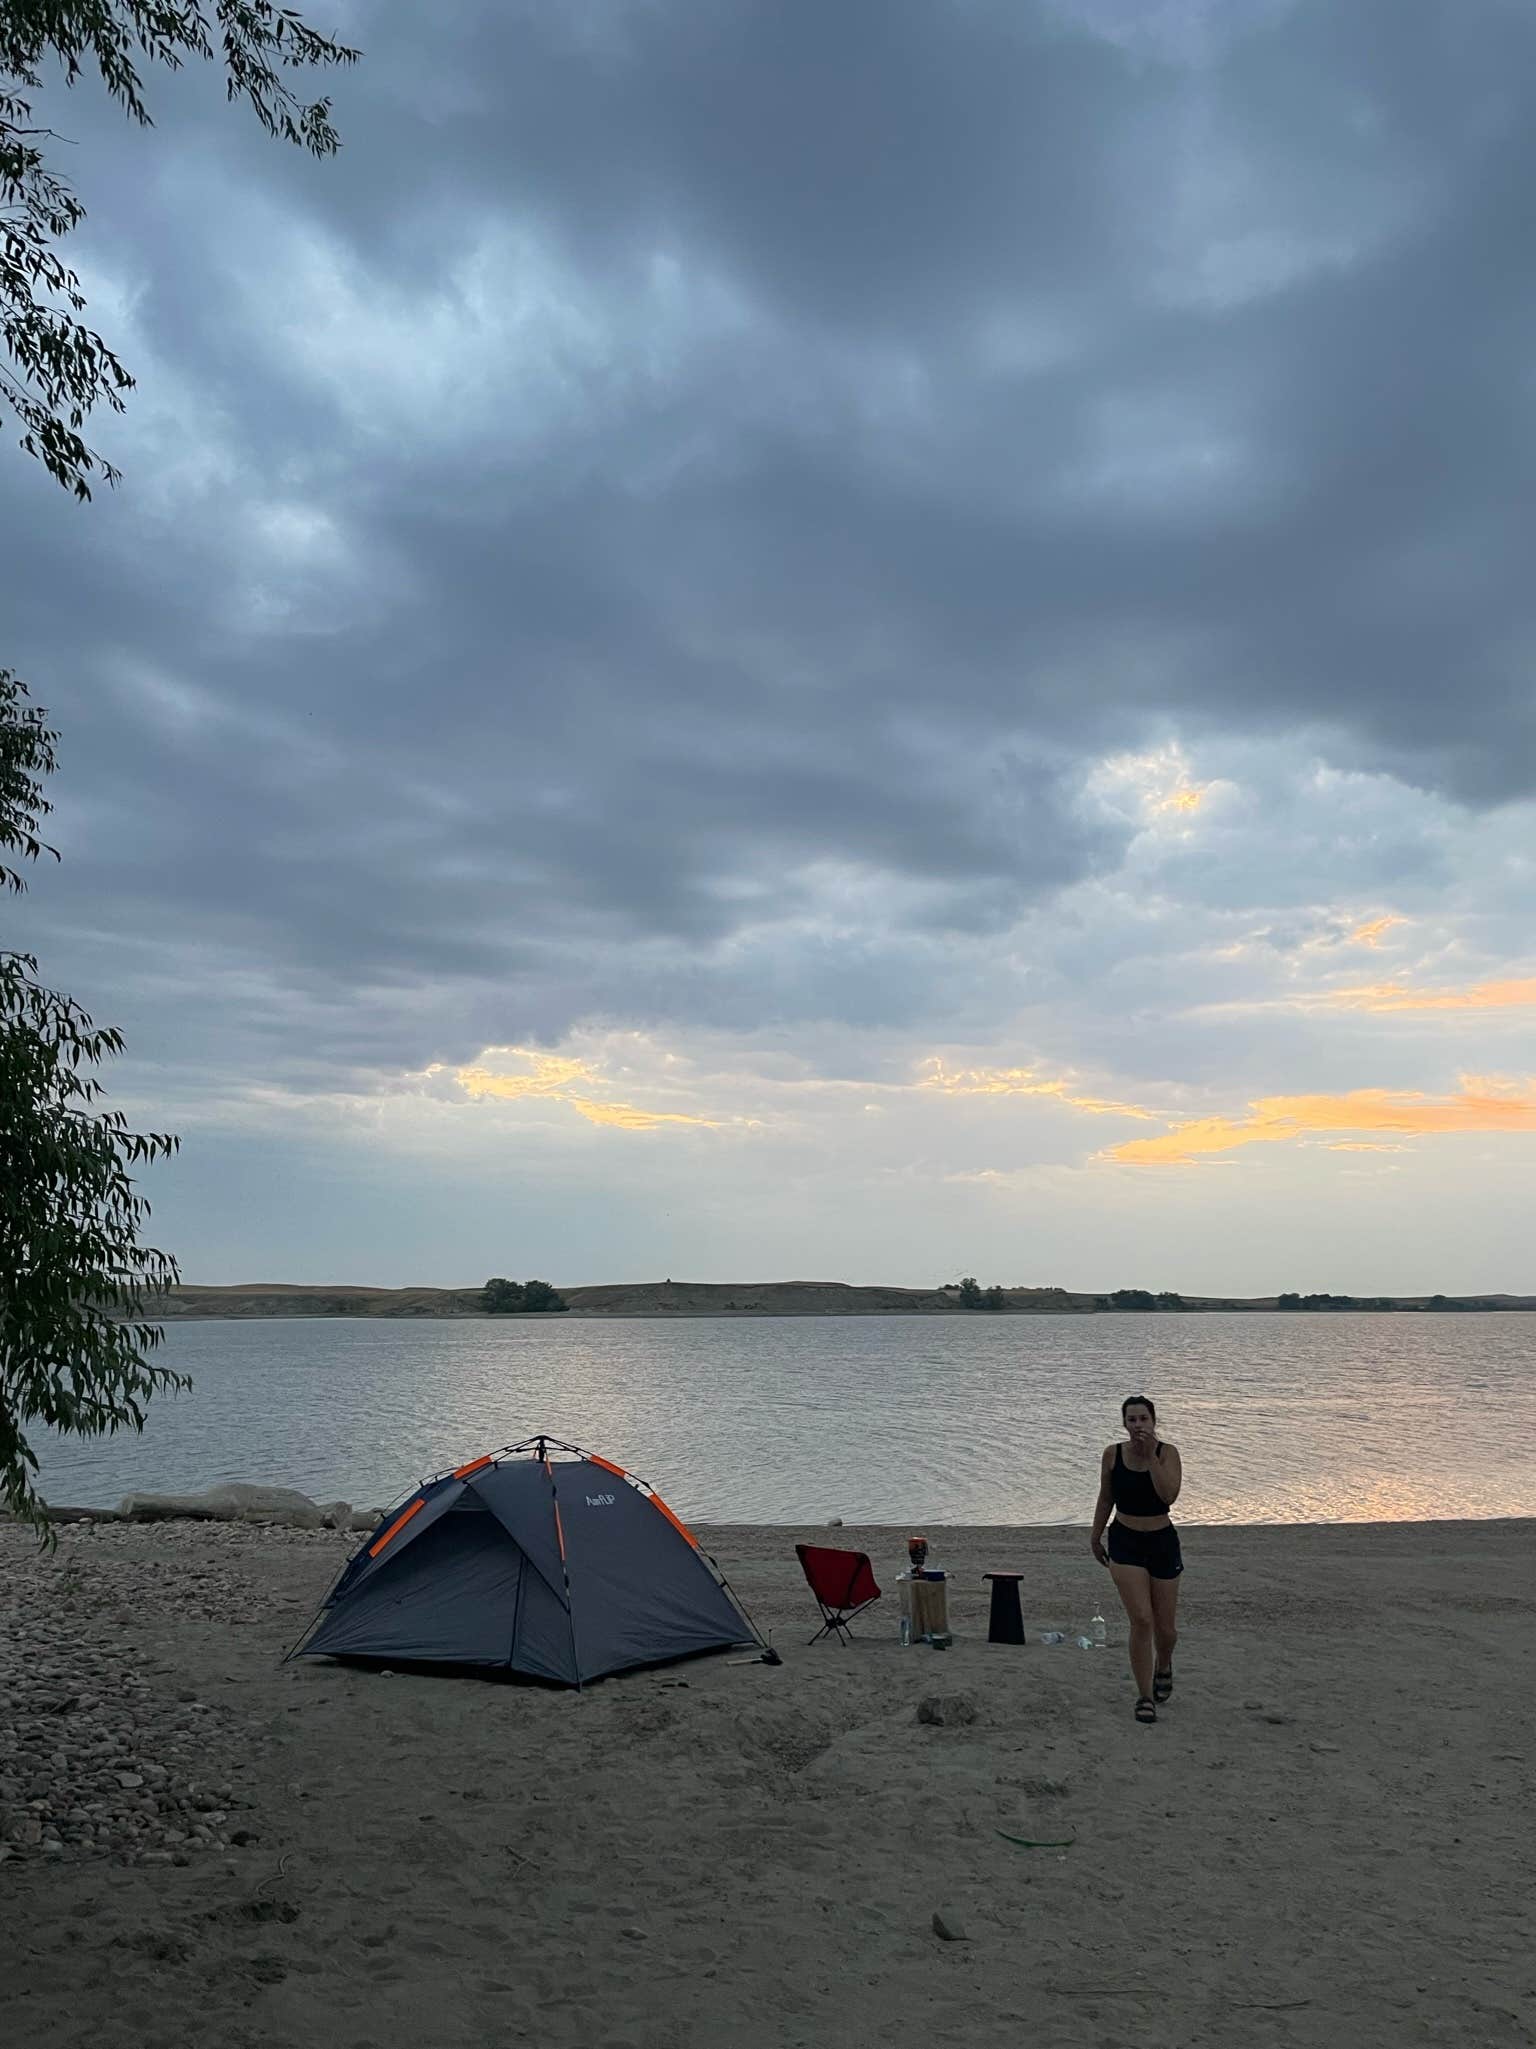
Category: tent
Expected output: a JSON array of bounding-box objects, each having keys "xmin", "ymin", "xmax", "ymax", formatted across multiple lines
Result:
[{"xmin": 290, "ymin": 1436, "xmax": 770, "ymax": 1686}]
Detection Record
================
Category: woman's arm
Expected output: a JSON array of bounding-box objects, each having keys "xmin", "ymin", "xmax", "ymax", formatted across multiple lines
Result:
[
  {"xmin": 1090, "ymin": 1447, "xmax": 1115, "ymax": 1561},
  {"xmin": 1147, "ymin": 1440, "xmax": 1182, "ymax": 1506}
]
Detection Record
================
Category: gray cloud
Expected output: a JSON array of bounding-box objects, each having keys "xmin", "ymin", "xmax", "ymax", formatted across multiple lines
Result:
[{"xmin": 7, "ymin": 0, "xmax": 1536, "ymax": 1123}]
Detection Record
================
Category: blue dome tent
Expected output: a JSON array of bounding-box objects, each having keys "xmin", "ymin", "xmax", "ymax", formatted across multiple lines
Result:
[{"xmin": 290, "ymin": 1436, "xmax": 772, "ymax": 1686}]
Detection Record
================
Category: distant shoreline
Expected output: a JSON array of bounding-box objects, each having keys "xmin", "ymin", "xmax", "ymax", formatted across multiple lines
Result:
[{"xmin": 136, "ymin": 1280, "xmax": 1536, "ymax": 1321}]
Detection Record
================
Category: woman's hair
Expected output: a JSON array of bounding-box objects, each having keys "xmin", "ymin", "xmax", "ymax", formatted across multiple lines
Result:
[{"xmin": 1121, "ymin": 1393, "xmax": 1157, "ymax": 1423}]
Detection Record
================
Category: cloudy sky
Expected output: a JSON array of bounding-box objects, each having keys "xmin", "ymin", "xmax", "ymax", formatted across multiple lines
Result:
[{"xmin": 8, "ymin": 0, "xmax": 1536, "ymax": 1293}]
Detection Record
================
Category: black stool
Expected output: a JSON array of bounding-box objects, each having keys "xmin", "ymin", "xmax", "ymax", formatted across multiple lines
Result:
[{"xmin": 983, "ymin": 1571, "xmax": 1025, "ymax": 1644}]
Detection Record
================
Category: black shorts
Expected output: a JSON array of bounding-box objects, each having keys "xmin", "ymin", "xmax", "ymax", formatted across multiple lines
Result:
[{"xmin": 1107, "ymin": 1521, "xmax": 1184, "ymax": 1579}]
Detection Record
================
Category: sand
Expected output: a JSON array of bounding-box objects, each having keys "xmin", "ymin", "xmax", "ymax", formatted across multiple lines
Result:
[{"xmin": 3, "ymin": 1516, "xmax": 1533, "ymax": 2048}]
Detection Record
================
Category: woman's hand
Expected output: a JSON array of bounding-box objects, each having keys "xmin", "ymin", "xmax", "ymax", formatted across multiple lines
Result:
[
  {"xmin": 1090, "ymin": 1534, "xmax": 1108, "ymax": 1566},
  {"xmin": 1145, "ymin": 1439, "xmax": 1182, "ymax": 1507}
]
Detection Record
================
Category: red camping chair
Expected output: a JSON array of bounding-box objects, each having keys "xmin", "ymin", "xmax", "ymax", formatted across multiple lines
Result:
[{"xmin": 796, "ymin": 1543, "xmax": 881, "ymax": 1646}]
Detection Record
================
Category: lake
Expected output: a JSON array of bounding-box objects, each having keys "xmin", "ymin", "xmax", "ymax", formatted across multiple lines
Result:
[{"xmin": 32, "ymin": 1312, "xmax": 1536, "ymax": 1527}]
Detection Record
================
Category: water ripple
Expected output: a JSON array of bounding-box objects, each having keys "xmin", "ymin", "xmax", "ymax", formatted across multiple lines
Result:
[{"xmin": 33, "ymin": 1312, "xmax": 1536, "ymax": 1526}]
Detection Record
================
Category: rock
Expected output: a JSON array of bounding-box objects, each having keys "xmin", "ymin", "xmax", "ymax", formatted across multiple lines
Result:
[
  {"xmin": 916, "ymin": 1692, "xmax": 979, "ymax": 1728},
  {"xmin": 116, "ymin": 1484, "xmax": 323, "ymax": 1529},
  {"xmin": 826, "ymin": 1517, "xmax": 844, "ymax": 1527},
  {"xmin": 1310, "ymin": 1742, "xmax": 1341, "ymax": 1754},
  {"xmin": 1243, "ymin": 1699, "xmax": 1264, "ymax": 1711},
  {"xmin": 1263, "ymin": 1712, "xmax": 1293, "ymax": 1726},
  {"xmin": 317, "ymin": 1501, "xmax": 352, "ymax": 1530},
  {"xmin": 115, "ymin": 1772, "xmax": 144, "ymax": 1790},
  {"xmin": 349, "ymin": 1512, "xmax": 380, "ymax": 1533},
  {"xmin": 931, "ymin": 1909, "xmax": 969, "ymax": 1942}
]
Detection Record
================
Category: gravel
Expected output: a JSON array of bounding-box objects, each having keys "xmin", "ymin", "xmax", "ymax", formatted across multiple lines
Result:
[{"xmin": 0, "ymin": 1518, "xmax": 351, "ymax": 1869}]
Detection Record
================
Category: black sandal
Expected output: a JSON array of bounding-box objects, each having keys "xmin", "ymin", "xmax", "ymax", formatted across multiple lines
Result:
[
  {"xmin": 1134, "ymin": 1696, "xmax": 1157, "ymax": 1724},
  {"xmin": 1153, "ymin": 1668, "xmax": 1173, "ymax": 1703}
]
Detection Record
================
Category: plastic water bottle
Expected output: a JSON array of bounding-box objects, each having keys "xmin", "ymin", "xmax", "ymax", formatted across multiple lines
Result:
[
  {"xmin": 1039, "ymin": 1630, "xmax": 1065, "ymax": 1645},
  {"xmin": 1091, "ymin": 1607, "xmax": 1107, "ymax": 1651},
  {"xmin": 899, "ymin": 1615, "xmax": 911, "ymax": 1648}
]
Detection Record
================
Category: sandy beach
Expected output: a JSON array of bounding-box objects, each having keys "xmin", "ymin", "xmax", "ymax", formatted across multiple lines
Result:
[{"xmin": 3, "ymin": 1515, "xmax": 1532, "ymax": 2048}]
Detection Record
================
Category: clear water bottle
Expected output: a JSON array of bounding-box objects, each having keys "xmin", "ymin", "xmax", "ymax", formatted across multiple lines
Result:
[
  {"xmin": 899, "ymin": 1615, "xmax": 911, "ymax": 1648},
  {"xmin": 1091, "ymin": 1607, "xmax": 1107, "ymax": 1650}
]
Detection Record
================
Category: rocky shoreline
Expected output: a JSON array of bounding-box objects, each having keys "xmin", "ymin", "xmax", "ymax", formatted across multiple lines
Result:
[
  {"xmin": 6, "ymin": 1483, "xmax": 386, "ymax": 1534},
  {"xmin": 1, "ymin": 1518, "xmax": 352, "ymax": 1869},
  {"xmin": 3, "ymin": 1490, "xmax": 377, "ymax": 1871}
]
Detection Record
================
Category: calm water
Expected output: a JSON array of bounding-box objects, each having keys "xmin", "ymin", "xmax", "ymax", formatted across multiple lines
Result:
[{"xmin": 32, "ymin": 1313, "xmax": 1536, "ymax": 1527}]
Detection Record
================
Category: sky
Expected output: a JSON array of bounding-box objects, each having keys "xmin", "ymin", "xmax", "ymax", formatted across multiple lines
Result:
[{"xmin": 6, "ymin": 0, "xmax": 1535, "ymax": 1294}]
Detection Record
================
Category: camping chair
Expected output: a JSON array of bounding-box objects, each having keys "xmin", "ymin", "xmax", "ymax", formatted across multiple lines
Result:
[{"xmin": 796, "ymin": 1543, "xmax": 881, "ymax": 1646}]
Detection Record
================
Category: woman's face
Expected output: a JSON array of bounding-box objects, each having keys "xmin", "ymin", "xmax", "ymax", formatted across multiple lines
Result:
[{"xmin": 1124, "ymin": 1402, "xmax": 1155, "ymax": 1442}]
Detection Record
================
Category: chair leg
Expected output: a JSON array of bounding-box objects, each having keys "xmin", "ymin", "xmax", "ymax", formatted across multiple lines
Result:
[{"xmin": 808, "ymin": 1612, "xmax": 854, "ymax": 1646}]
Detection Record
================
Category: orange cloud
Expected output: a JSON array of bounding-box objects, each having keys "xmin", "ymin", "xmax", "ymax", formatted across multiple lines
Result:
[
  {"xmin": 918, "ymin": 1060, "xmax": 1156, "ymax": 1120},
  {"xmin": 1109, "ymin": 1079, "xmax": 1536, "ymax": 1165},
  {"xmin": 1330, "ymin": 977, "xmax": 1536, "ymax": 1013},
  {"xmin": 1158, "ymin": 784, "xmax": 1206, "ymax": 814},
  {"xmin": 1326, "ymin": 1141, "xmax": 1412, "ymax": 1153},
  {"xmin": 456, "ymin": 1052, "xmax": 593, "ymax": 1099},
  {"xmin": 454, "ymin": 1048, "xmax": 718, "ymax": 1132},
  {"xmin": 565, "ymin": 1096, "xmax": 718, "ymax": 1131},
  {"xmin": 1348, "ymin": 914, "xmax": 1405, "ymax": 947}
]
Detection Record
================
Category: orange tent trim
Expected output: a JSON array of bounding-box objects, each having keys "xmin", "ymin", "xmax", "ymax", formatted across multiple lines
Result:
[
  {"xmin": 452, "ymin": 1454, "xmax": 493, "ymax": 1478},
  {"xmin": 369, "ymin": 1497, "xmax": 425, "ymax": 1557},
  {"xmin": 589, "ymin": 1454, "xmax": 628, "ymax": 1480},
  {"xmin": 647, "ymin": 1489, "xmax": 697, "ymax": 1548}
]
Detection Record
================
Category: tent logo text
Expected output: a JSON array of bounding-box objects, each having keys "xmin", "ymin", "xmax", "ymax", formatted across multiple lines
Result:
[{"xmin": 585, "ymin": 1492, "xmax": 616, "ymax": 1508}]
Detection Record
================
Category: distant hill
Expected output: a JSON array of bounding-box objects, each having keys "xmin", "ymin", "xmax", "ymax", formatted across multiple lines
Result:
[{"xmin": 136, "ymin": 1281, "xmax": 1536, "ymax": 1320}]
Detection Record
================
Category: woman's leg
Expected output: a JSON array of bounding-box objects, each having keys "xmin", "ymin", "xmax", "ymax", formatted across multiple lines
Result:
[
  {"xmin": 1150, "ymin": 1572, "xmax": 1180, "ymax": 1686},
  {"xmin": 1108, "ymin": 1562, "xmax": 1155, "ymax": 1700}
]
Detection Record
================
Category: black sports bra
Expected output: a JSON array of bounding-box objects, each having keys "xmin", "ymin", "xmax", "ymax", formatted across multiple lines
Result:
[{"xmin": 1111, "ymin": 1443, "xmax": 1168, "ymax": 1518}]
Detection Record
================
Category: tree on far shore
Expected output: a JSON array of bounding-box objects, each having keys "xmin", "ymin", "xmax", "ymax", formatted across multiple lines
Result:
[{"xmin": 480, "ymin": 1278, "xmax": 569, "ymax": 1315}]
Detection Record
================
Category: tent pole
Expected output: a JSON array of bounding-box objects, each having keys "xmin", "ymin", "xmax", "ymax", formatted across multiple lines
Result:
[{"xmin": 542, "ymin": 1452, "xmax": 583, "ymax": 1692}]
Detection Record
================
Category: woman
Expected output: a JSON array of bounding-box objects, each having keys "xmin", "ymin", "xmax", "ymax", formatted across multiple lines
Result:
[{"xmin": 1090, "ymin": 1395, "xmax": 1183, "ymax": 1724}]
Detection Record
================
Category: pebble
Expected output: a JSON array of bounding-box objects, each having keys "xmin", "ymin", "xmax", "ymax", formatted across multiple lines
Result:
[
  {"xmin": 916, "ymin": 1692, "xmax": 979, "ymax": 1727},
  {"xmin": 0, "ymin": 1517, "xmax": 351, "ymax": 1867},
  {"xmin": 931, "ymin": 1909, "xmax": 969, "ymax": 1942}
]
